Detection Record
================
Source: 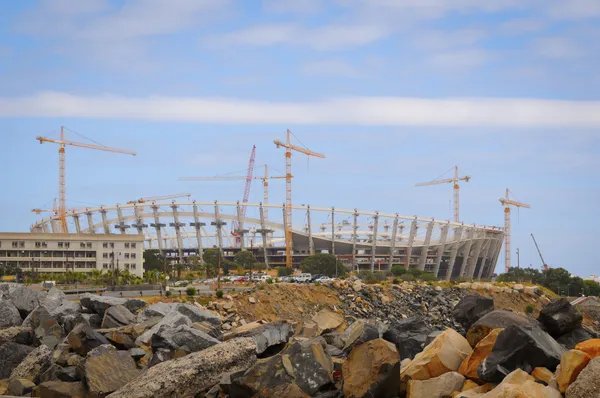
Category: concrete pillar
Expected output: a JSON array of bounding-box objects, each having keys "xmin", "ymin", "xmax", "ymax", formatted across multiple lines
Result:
[
  {"xmin": 487, "ymin": 235, "xmax": 504, "ymax": 278},
  {"xmin": 417, "ymin": 220, "xmax": 434, "ymax": 271},
  {"xmin": 151, "ymin": 204, "xmax": 165, "ymax": 256},
  {"xmin": 133, "ymin": 205, "xmax": 146, "ymax": 235},
  {"xmin": 445, "ymin": 226, "xmax": 464, "ymax": 281},
  {"xmin": 388, "ymin": 215, "xmax": 399, "ymax": 269},
  {"xmin": 258, "ymin": 203, "xmax": 270, "ymax": 268},
  {"xmin": 213, "ymin": 201, "xmax": 224, "ymax": 256},
  {"xmin": 467, "ymin": 232, "xmax": 485, "ymax": 280},
  {"xmin": 331, "ymin": 207, "xmax": 336, "ymax": 256},
  {"xmin": 116, "ymin": 205, "xmax": 127, "ymax": 234},
  {"xmin": 477, "ymin": 237, "xmax": 494, "ymax": 280},
  {"xmin": 307, "ymin": 206, "xmax": 314, "ymax": 255},
  {"xmin": 352, "ymin": 210, "xmax": 358, "ymax": 271},
  {"xmin": 457, "ymin": 228, "xmax": 475, "ymax": 278},
  {"xmin": 433, "ymin": 224, "xmax": 450, "ymax": 278},
  {"xmin": 405, "ymin": 218, "xmax": 418, "ymax": 268},
  {"xmin": 73, "ymin": 214, "xmax": 81, "ymax": 234},
  {"xmin": 170, "ymin": 204, "xmax": 184, "ymax": 261},
  {"xmin": 86, "ymin": 211, "xmax": 95, "ymax": 234},
  {"xmin": 191, "ymin": 202, "xmax": 205, "ymax": 265},
  {"xmin": 100, "ymin": 208, "xmax": 110, "ymax": 234},
  {"xmin": 236, "ymin": 201, "xmax": 246, "ymax": 250},
  {"xmin": 370, "ymin": 213, "xmax": 379, "ymax": 271}
]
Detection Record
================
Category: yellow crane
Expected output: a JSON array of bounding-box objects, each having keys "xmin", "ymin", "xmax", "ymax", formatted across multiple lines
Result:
[
  {"xmin": 36, "ymin": 126, "xmax": 136, "ymax": 233},
  {"xmin": 274, "ymin": 130, "xmax": 325, "ymax": 268},
  {"xmin": 499, "ymin": 188, "xmax": 530, "ymax": 273},
  {"xmin": 415, "ymin": 165, "xmax": 471, "ymax": 222}
]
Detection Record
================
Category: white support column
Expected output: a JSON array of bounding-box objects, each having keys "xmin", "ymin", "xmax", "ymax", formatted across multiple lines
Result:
[
  {"xmin": 236, "ymin": 201, "xmax": 246, "ymax": 250},
  {"xmin": 388, "ymin": 215, "xmax": 399, "ymax": 269},
  {"xmin": 86, "ymin": 211, "xmax": 95, "ymax": 234},
  {"xmin": 258, "ymin": 203, "xmax": 270, "ymax": 268},
  {"xmin": 116, "ymin": 205, "xmax": 127, "ymax": 234},
  {"xmin": 170, "ymin": 203, "xmax": 184, "ymax": 261},
  {"xmin": 457, "ymin": 228, "xmax": 475, "ymax": 278},
  {"xmin": 100, "ymin": 208, "xmax": 110, "ymax": 234},
  {"xmin": 445, "ymin": 226, "xmax": 464, "ymax": 281},
  {"xmin": 433, "ymin": 224, "xmax": 450, "ymax": 278},
  {"xmin": 487, "ymin": 235, "xmax": 504, "ymax": 278},
  {"xmin": 307, "ymin": 206, "xmax": 315, "ymax": 255},
  {"xmin": 73, "ymin": 214, "xmax": 81, "ymax": 234},
  {"xmin": 133, "ymin": 205, "xmax": 146, "ymax": 235},
  {"xmin": 213, "ymin": 201, "xmax": 224, "ymax": 256},
  {"xmin": 370, "ymin": 212, "xmax": 379, "ymax": 271},
  {"xmin": 417, "ymin": 220, "xmax": 434, "ymax": 271},
  {"xmin": 352, "ymin": 210, "xmax": 358, "ymax": 271},
  {"xmin": 192, "ymin": 202, "xmax": 205, "ymax": 265},
  {"xmin": 405, "ymin": 218, "xmax": 418, "ymax": 268},
  {"xmin": 151, "ymin": 204, "xmax": 165, "ymax": 256},
  {"xmin": 467, "ymin": 232, "xmax": 485, "ymax": 280},
  {"xmin": 331, "ymin": 207, "xmax": 336, "ymax": 256}
]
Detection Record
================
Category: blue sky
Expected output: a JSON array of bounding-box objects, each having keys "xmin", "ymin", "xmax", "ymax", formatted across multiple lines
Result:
[{"xmin": 1, "ymin": 0, "xmax": 599, "ymax": 277}]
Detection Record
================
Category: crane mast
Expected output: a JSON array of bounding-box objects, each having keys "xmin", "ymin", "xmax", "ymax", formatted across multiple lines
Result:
[
  {"xmin": 499, "ymin": 188, "xmax": 531, "ymax": 273},
  {"xmin": 415, "ymin": 165, "xmax": 471, "ymax": 222},
  {"xmin": 531, "ymin": 233, "xmax": 548, "ymax": 270}
]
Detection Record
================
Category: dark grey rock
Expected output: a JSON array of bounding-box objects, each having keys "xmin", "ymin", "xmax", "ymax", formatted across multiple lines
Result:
[
  {"xmin": 322, "ymin": 332, "xmax": 346, "ymax": 350},
  {"xmin": 50, "ymin": 300, "xmax": 82, "ymax": 325},
  {"xmin": 41, "ymin": 288, "xmax": 67, "ymax": 313},
  {"xmin": 7, "ymin": 377, "xmax": 35, "ymax": 396},
  {"xmin": 80, "ymin": 294, "xmax": 145, "ymax": 317},
  {"xmin": 80, "ymin": 344, "xmax": 140, "ymax": 396},
  {"xmin": 478, "ymin": 325, "xmax": 565, "ymax": 383},
  {"xmin": 9, "ymin": 285, "xmax": 47, "ymax": 317},
  {"xmin": 425, "ymin": 330, "xmax": 444, "ymax": 346},
  {"xmin": 0, "ymin": 298, "xmax": 23, "ymax": 328},
  {"xmin": 35, "ymin": 380, "xmax": 87, "ymax": 397},
  {"xmin": 383, "ymin": 317, "xmax": 432, "ymax": 360},
  {"xmin": 557, "ymin": 326, "xmax": 595, "ymax": 349},
  {"xmin": 0, "ymin": 342, "xmax": 35, "ymax": 379},
  {"xmin": 538, "ymin": 298, "xmax": 583, "ymax": 337},
  {"xmin": 175, "ymin": 303, "xmax": 222, "ymax": 327},
  {"xmin": 122, "ymin": 298, "xmax": 147, "ymax": 313},
  {"xmin": 0, "ymin": 326, "xmax": 33, "ymax": 345},
  {"xmin": 452, "ymin": 295, "xmax": 495, "ymax": 330},
  {"xmin": 343, "ymin": 319, "xmax": 380, "ymax": 352},
  {"xmin": 66, "ymin": 323, "xmax": 110, "ymax": 356},
  {"xmin": 24, "ymin": 306, "xmax": 64, "ymax": 350},
  {"xmin": 129, "ymin": 347, "xmax": 147, "ymax": 360},
  {"xmin": 151, "ymin": 324, "xmax": 220, "ymax": 354},
  {"xmin": 466, "ymin": 309, "xmax": 541, "ymax": 347},
  {"xmin": 136, "ymin": 302, "xmax": 174, "ymax": 323},
  {"xmin": 39, "ymin": 363, "xmax": 80, "ymax": 383},
  {"xmin": 9, "ymin": 344, "xmax": 53, "ymax": 383},
  {"xmin": 102, "ymin": 304, "xmax": 136, "ymax": 328},
  {"xmin": 223, "ymin": 321, "xmax": 294, "ymax": 355},
  {"xmin": 281, "ymin": 337, "xmax": 334, "ymax": 395},
  {"xmin": 136, "ymin": 311, "xmax": 192, "ymax": 346}
]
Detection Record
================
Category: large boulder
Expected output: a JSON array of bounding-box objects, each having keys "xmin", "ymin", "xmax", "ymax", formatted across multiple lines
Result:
[
  {"xmin": 50, "ymin": 301, "xmax": 82, "ymax": 325},
  {"xmin": 104, "ymin": 330, "xmax": 136, "ymax": 350},
  {"xmin": 135, "ymin": 311, "xmax": 192, "ymax": 346},
  {"xmin": 0, "ymin": 342, "xmax": 35, "ymax": 379},
  {"xmin": 34, "ymin": 381, "xmax": 87, "ymax": 398},
  {"xmin": 383, "ymin": 317, "xmax": 433, "ymax": 360},
  {"xmin": 407, "ymin": 371, "xmax": 465, "ymax": 398},
  {"xmin": 574, "ymin": 338, "xmax": 600, "ymax": 359},
  {"xmin": 108, "ymin": 337, "xmax": 257, "ymax": 398},
  {"xmin": 343, "ymin": 319, "xmax": 380, "ymax": 352},
  {"xmin": 452, "ymin": 295, "xmax": 494, "ymax": 331},
  {"xmin": 81, "ymin": 345, "xmax": 140, "ymax": 396},
  {"xmin": 22, "ymin": 306, "xmax": 63, "ymax": 350},
  {"xmin": 343, "ymin": 338, "xmax": 400, "ymax": 398},
  {"xmin": 281, "ymin": 337, "xmax": 334, "ymax": 395},
  {"xmin": 401, "ymin": 328, "xmax": 472, "ymax": 383},
  {"xmin": 311, "ymin": 309, "xmax": 345, "ymax": 334},
  {"xmin": 223, "ymin": 321, "xmax": 294, "ymax": 355},
  {"xmin": 478, "ymin": 325, "xmax": 565, "ymax": 383},
  {"xmin": 230, "ymin": 354, "xmax": 294, "ymax": 397},
  {"xmin": 66, "ymin": 323, "xmax": 110, "ymax": 356},
  {"xmin": 557, "ymin": 327, "xmax": 595, "ymax": 349},
  {"xmin": 538, "ymin": 298, "xmax": 583, "ymax": 337},
  {"xmin": 7, "ymin": 378, "xmax": 36, "ymax": 396},
  {"xmin": 475, "ymin": 368, "xmax": 562, "ymax": 398},
  {"xmin": 566, "ymin": 356, "xmax": 600, "ymax": 398},
  {"xmin": 557, "ymin": 349, "xmax": 592, "ymax": 393},
  {"xmin": 151, "ymin": 324, "xmax": 220, "ymax": 354},
  {"xmin": 102, "ymin": 305, "xmax": 136, "ymax": 329},
  {"xmin": 40, "ymin": 288, "xmax": 67, "ymax": 313},
  {"xmin": 39, "ymin": 364, "xmax": 80, "ymax": 383},
  {"xmin": 458, "ymin": 328, "xmax": 503, "ymax": 381},
  {"xmin": 79, "ymin": 294, "xmax": 144, "ymax": 317},
  {"xmin": 0, "ymin": 326, "xmax": 33, "ymax": 345},
  {"xmin": 122, "ymin": 298, "xmax": 146, "ymax": 314},
  {"xmin": 136, "ymin": 302, "xmax": 174, "ymax": 323},
  {"xmin": 0, "ymin": 298, "xmax": 23, "ymax": 328},
  {"xmin": 174, "ymin": 303, "xmax": 221, "ymax": 327},
  {"xmin": 9, "ymin": 344, "xmax": 53, "ymax": 384},
  {"xmin": 9, "ymin": 285, "xmax": 47, "ymax": 317},
  {"xmin": 466, "ymin": 309, "xmax": 540, "ymax": 347}
]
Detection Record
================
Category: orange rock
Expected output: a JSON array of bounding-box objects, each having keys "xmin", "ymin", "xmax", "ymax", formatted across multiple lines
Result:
[
  {"xmin": 343, "ymin": 339, "xmax": 399, "ymax": 398},
  {"xmin": 461, "ymin": 380, "xmax": 479, "ymax": 391},
  {"xmin": 574, "ymin": 339, "xmax": 600, "ymax": 359},
  {"xmin": 556, "ymin": 349, "xmax": 592, "ymax": 393},
  {"xmin": 531, "ymin": 367, "xmax": 554, "ymax": 384},
  {"xmin": 463, "ymin": 369, "xmax": 561, "ymax": 398},
  {"xmin": 458, "ymin": 328, "xmax": 503, "ymax": 381}
]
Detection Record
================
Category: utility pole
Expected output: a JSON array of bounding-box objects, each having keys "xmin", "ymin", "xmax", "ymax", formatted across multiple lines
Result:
[{"xmin": 516, "ymin": 248, "xmax": 520, "ymax": 268}]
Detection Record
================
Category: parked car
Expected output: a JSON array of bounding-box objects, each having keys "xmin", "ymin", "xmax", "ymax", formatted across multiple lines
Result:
[
  {"xmin": 310, "ymin": 274, "xmax": 324, "ymax": 282},
  {"xmin": 315, "ymin": 276, "xmax": 332, "ymax": 283},
  {"xmin": 294, "ymin": 273, "xmax": 312, "ymax": 283},
  {"xmin": 278, "ymin": 276, "xmax": 292, "ymax": 282}
]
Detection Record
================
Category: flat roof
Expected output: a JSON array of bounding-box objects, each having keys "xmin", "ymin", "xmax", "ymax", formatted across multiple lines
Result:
[{"xmin": 0, "ymin": 232, "xmax": 145, "ymax": 242}]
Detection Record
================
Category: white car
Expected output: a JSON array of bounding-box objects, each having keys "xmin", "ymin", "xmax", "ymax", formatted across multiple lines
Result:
[
  {"xmin": 294, "ymin": 273, "xmax": 312, "ymax": 283},
  {"xmin": 315, "ymin": 276, "xmax": 332, "ymax": 283}
]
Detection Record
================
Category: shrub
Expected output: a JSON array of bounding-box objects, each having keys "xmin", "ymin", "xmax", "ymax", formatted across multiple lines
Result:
[
  {"xmin": 166, "ymin": 290, "xmax": 172, "ymax": 297},
  {"xmin": 258, "ymin": 284, "xmax": 265, "ymax": 290},
  {"xmin": 406, "ymin": 268, "xmax": 423, "ymax": 278},
  {"xmin": 525, "ymin": 304, "xmax": 535, "ymax": 314},
  {"xmin": 419, "ymin": 273, "xmax": 437, "ymax": 282},
  {"xmin": 266, "ymin": 278, "xmax": 274, "ymax": 284},
  {"xmin": 400, "ymin": 273, "xmax": 415, "ymax": 282},
  {"xmin": 300, "ymin": 254, "xmax": 347, "ymax": 277},
  {"xmin": 186, "ymin": 287, "xmax": 197, "ymax": 296},
  {"xmin": 391, "ymin": 265, "xmax": 407, "ymax": 276},
  {"xmin": 276, "ymin": 267, "xmax": 293, "ymax": 277},
  {"xmin": 392, "ymin": 278, "xmax": 400, "ymax": 284},
  {"xmin": 216, "ymin": 290, "xmax": 224, "ymax": 299}
]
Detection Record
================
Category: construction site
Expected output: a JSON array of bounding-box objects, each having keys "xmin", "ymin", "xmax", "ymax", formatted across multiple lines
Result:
[{"xmin": 12, "ymin": 127, "xmax": 543, "ymax": 281}]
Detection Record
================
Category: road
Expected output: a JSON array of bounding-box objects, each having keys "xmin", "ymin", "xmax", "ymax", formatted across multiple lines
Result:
[{"xmin": 65, "ymin": 284, "xmax": 252, "ymax": 299}]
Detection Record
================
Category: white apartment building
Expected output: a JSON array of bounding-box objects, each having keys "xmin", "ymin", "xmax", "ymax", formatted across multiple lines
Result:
[{"xmin": 0, "ymin": 232, "xmax": 145, "ymax": 277}]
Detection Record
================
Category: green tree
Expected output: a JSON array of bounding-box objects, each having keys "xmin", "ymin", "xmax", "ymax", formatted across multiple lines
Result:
[
  {"xmin": 569, "ymin": 276, "xmax": 585, "ymax": 297},
  {"xmin": 300, "ymin": 254, "xmax": 347, "ymax": 277},
  {"xmin": 234, "ymin": 251, "xmax": 257, "ymax": 269},
  {"xmin": 143, "ymin": 249, "xmax": 164, "ymax": 272},
  {"xmin": 276, "ymin": 267, "xmax": 293, "ymax": 277},
  {"xmin": 174, "ymin": 263, "xmax": 186, "ymax": 281},
  {"xmin": 583, "ymin": 279, "xmax": 600, "ymax": 296},
  {"xmin": 543, "ymin": 267, "xmax": 572, "ymax": 293},
  {"xmin": 391, "ymin": 265, "xmax": 407, "ymax": 276}
]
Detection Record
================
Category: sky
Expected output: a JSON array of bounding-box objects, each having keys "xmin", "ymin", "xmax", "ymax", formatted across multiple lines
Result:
[{"xmin": 1, "ymin": 0, "xmax": 599, "ymax": 277}]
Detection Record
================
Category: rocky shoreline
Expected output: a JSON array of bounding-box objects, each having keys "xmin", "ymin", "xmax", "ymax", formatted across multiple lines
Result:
[{"xmin": 1, "ymin": 281, "xmax": 599, "ymax": 397}]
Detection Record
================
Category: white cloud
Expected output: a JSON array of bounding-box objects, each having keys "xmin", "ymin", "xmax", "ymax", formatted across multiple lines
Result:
[
  {"xmin": 532, "ymin": 36, "xmax": 584, "ymax": 59},
  {"xmin": 2, "ymin": 91, "xmax": 600, "ymax": 128},
  {"xmin": 262, "ymin": 0, "xmax": 324, "ymax": 14},
  {"xmin": 428, "ymin": 49, "xmax": 494, "ymax": 69},
  {"xmin": 301, "ymin": 59, "xmax": 361, "ymax": 77},
  {"xmin": 498, "ymin": 18, "xmax": 546, "ymax": 35}
]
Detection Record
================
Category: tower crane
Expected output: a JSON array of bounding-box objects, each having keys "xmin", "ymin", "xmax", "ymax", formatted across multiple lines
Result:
[
  {"xmin": 531, "ymin": 233, "xmax": 549, "ymax": 271},
  {"xmin": 274, "ymin": 130, "xmax": 325, "ymax": 268},
  {"xmin": 415, "ymin": 166, "xmax": 471, "ymax": 222},
  {"xmin": 499, "ymin": 188, "xmax": 530, "ymax": 273},
  {"xmin": 127, "ymin": 193, "xmax": 191, "ymax": 204},
  {"xmin": 36, "ymin": 127, "xmax": 136, "ymax": 233}
]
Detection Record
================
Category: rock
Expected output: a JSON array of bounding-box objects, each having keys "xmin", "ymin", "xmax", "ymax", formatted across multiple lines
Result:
[
  {"xmin": 513, "ymin": 283, "xmax": 525, "ymax": 291},
  {"xmin": 312, "ymin": 309, "xmax": 344, "ymax": 334},
  {"xmin": 458, "ymin": 328, "xmax": 503, "ymax": 381},
  {"xmin": 7, "ymin": 377, "xmax": 36, "ymax": 396},
  {"xmin": 538, "ymin": 298, "xmax": 583, "ymax": 337},
  {"xmin": 191, "ymin": 321, "xmax": 222, "ymax": 339},
  {"xmin": 0, "ymin": 298, "xmax": 23, "ymax": 327},
  {"xmin": 383, "ymin": 317, "xmax": 433, "ymax": 360},
  {"xmin": 80, "ymin": 294, "xmax": 144, "ymax": 317},
  {"xmin": 252, "ymin": 382, "xmax": 310, "ymax": 398},
  {"xmin": 222, "ymin": 320, "xmax": 293, "ymax": 355},
  {"xmin": 475, "ymin": 369, "xmax": 561, "ymax": 398},
  {"xmin": 0, "ymin": 326, "xmax": 33, "ymax": 345},
  {"xmin": 34, "ymin": 381, "xmax": 87, "ymax": 398},
  {"xmin": 478, "ymin": 325, "xmax": 565, "ymax": 383},
  {"xmin": 352, "ymin": 280, "xmax": 363, "ymax": 292},
  {"xmin": 281, "ymin": 337, "xmax": 334, "ymax": 395},
  {"xmin": 175, "ymin": 303, "xmax": 222, "ymax": 327},
  {"xmin": 249, "ymin": 297, "xmax": 256, "ymax": 304},
  {"xmin": 122, "ymin": 298, "xmax": 146, "ymax": 314},
  {"xmin": 452, "ymin": 295, "xmax": 495, "ymax": 331},
  {"xmin": 425, "ymin": 330, "xmax": 444, "ymax": 346},
  {"xmin": 407, "ymin": 371, "xmax": 465, "ymax": 398},
  {"xmin": 230, "ymin": 354, "xmax": 294, "ymax": 397},
  {"xmin": 136, "ymin": 302, "xmax": 173, "ymax": 323},
  {"xmin": 343, "ymin": 338, "xmax": 400, "ymax": 398},
  {"xmin": 52, "ymin": 343, "xmax": 72, "ymax": 366},
  {"xmin": 557, "ymin": 349, "xmax": 592, "ymax": 393},
  {"xmin": 129, "ymin": 348, "xmax": 146, "ymax": 360},
  {"xmin": 108, "ymin": 337, "xmax": 257, "ymax": 398},
  {"xmin": 565, "ymin": 356, "xmax": 600, "ymax": 398},
  {"xmin": 557, "ymin": 327, "xmax": 595, "ymax": 349},
  {"xmin": 466, "ymin": 309, "xmax": 540, "ymax": 347},
  {"xmin": 38, "ymin": 363, "xmax": 79, "ymax": 384},
  {"xmin": 0, "ymin": 342, "xmax": 35, "ymax": 379},
  {"xmin": 0, "ymin": 379, "xmax": 6, "ymax": 395},
  {"xmin": 151, "ymin": 324, "xmax": 220, "ymax": 354},
  {"xmin": 222, "ymin": 323, "xmax": 232, "ymax": 331},
  {"xmin": 23, "ymin": 306, "xmax": 64, "ymax": 350},
  {"xmin": 9, "ymin": 285, "xmax": 47, "ymax": 317},
  {"xmin": 401, "ymin": 328, "xmax": 472, "ymax": 381},
  {"xmin": 66, "ymin": 323, "xmax": 110, "ymax": 356},
  {"xmin": 135, "ymin": 311, "xmax": 191, "ymax": 346},
  {"xmin": 82, "ymin": 344, "xmax": 139, "ymax": 396},
  {"xmin": 102, "ymin": 305, "xmax": 136, "ymax": 328},
  {"xmin": 80, "ymin": 313, "xmax": 102, "ymax": 328},
  {"xmin": 104, "ymin": 330, "xmax": 136, "ymax": 349},
  {"xmin": 50, "ymin": 301, "xmax": 81, "ymax": 325},
  {"xmin": 41, "ymin": 288, "xmax": 67, "ymax": 313},
  {"xmin": 524, "ymin": 286, "xmax": 540, "ymax": 296},
  {"xmin": 574, "ymin": 338, "xmax": 600, "ymax": 358},
  {"xmin": 9, "ymin": 344, "xmax": 53, "ymax": 384},
  {"xmin": 67, "ymin": 355, "xmax": 83, "ymax": 367},
  {"xmin": 343, "ymin": 319, "xmax": 380, "ymax": 352},
  {"xmin": 532, "ymin": 367, "xmax": 554, "ymax": 384}
]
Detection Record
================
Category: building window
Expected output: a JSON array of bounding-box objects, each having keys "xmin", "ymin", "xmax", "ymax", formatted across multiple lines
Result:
[
  {"xmin": 130, "ymin": 264, "xmax": 136, "ymax": 269},
  {"xmin": 110, "ymin": 243, "xmax": 114, "ymax": 248},
  {"xmin": 103, "ymin": 253, "xmax": 108, "ymax": 259},
  {"xmin": 80, "ymin": 242, "xmax": 86, "ymax": 248},
  {"xmin": 131, "ymin": 243, "xmax": 136, "ymax": 249},
  {"xmin": 131, "ymin": 253, "xmax": 136, "ymax": 259},
  {"xmin": 125, "ymin": 243, "xmax": 130, "ymax": 249},
  {"xmin": 58, "ymin": 242, "xmax": 63, "ymax": 248},
  {"xmin": 35, "ymin": 242, "xmax": 41, "ymax": 248},
  {"xmin": 19, "ymin": 241, "xmax": 24, "ymax": 248},
  {"xmin": 12, "ymin": 241, "xmax": 18, "ymax": 248},
  {"xmin": 65, "ymin": 242, "xmax": 70, "ymax": 249},
  {"xmin": 103, "ymin": 243, "xmax": 108, "ymax": 248},
  {"xmin": 86, "ymin": 242, "xmax": 92, "ymax": 248},
  {"xmin": 103, "ymin": 263, "xmax": 108, "ymax": 269},
  {"xmin": 42, "ymin": 242, "xmax": 47, "ymax": 248},
  {"xmin": 124, "ymin": 253, "xmax": 130, "ymax": 259}
]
